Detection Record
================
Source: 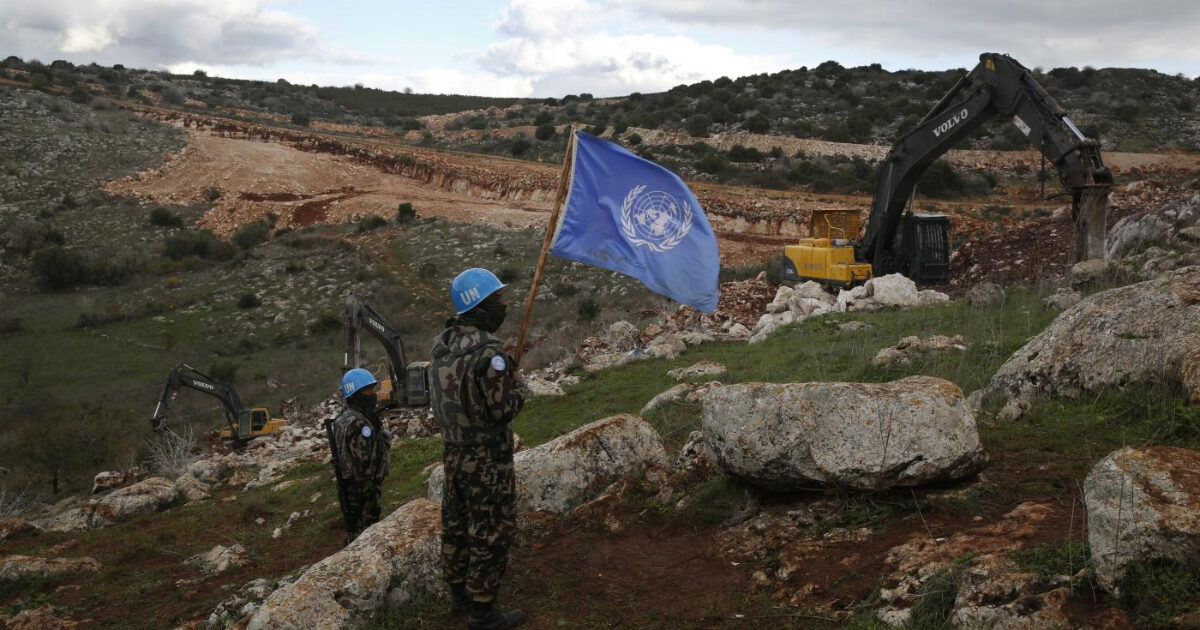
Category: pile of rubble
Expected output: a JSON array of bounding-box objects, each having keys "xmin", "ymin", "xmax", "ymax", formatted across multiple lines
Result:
[{"xmin": 751, "ymin": 275, "xmax": 948, "ymax": 344}]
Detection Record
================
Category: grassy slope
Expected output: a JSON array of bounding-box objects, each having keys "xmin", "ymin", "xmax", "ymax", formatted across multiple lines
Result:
[{"xmin": 5, "ymin": 287, "xmax": 1196, "ymax": 628}]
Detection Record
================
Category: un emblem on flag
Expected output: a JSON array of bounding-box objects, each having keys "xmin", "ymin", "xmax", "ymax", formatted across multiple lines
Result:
[{"xmin": 619, "ymin": 185, "xmax": 694, "ymax": 253}]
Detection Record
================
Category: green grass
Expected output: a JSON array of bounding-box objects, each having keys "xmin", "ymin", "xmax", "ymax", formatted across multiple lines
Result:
[{"xmin": 1114, "ymin": 559, "xmax": 1200, "ymax": 625}]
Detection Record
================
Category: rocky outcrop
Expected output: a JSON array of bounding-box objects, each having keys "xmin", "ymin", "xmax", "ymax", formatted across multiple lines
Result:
[
  {"xmin": 245, "ymin": 498, "xmax": 442, "ymax": 630},
  {"xmin": 875, "ymin": 502, "xmax": 1062, "ymax": 624},
  {"xmin": 871, "ymin": 335, "xmax": 966, "ymax": 367},
  {"xmin": 987, "ymin": 267, "xmax": 1200, "ymax": 418},
  {"xmin": 949, "ymin": 554, "xmax": 1074, "ymax": 629},
  {"xmin": 42, "ymin": 476, "xmax": 180, "ymax": 532},
  {"xmin": 701, "ymin": 376, "xmax": 987, "ymax": 491},
  {"xmin": 0, "ymin": 518, "xmax": 40, "ymax": 540},
  {"xmin": 1106, "ymin": 192, "xmax": 1200, "ymax": 261},
  {"xmin": 1083, "ymin": 446, "xmax": 1200, "ymax": 592},
  {"xmin": 427, "ymin": 415, "xmax": 669, "ymax": 514},
  {"xmin": 0, "ymin": 604, "xmax": 85, "ymax": 629},
  {"xmin": 965, "ymin": 282, "xmax": 1004, "ymax": 307},
  {"xmin": 190, "ymin": 544, "xmax": 249, "ymax": 575},
  {"xmin": 0, "ymin": 555, "xmax": 101, "ymax": 582},
  {"xmin": 523, "ymin": 377, "xmax": 565, "ymax": 397},
  {"xmin": 1042, "ymin": 287, "xmax": 1081, "ymax": 311},
  {"xmin": 667, "ymin": 360, "xmax": 727, "ymax": 381}
]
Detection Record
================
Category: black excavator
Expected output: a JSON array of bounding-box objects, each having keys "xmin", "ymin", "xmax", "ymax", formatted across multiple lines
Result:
[
  {"xmin": 151, "ymin": 363, "xmax": 286, "ymax": 441},
  {"xmin": 782, "ymin": 52, "xmax": 1114, "ymax": 286},
  {"xmin": 343, "ymin": 292, "xmax": 430, "ymax": 408}
]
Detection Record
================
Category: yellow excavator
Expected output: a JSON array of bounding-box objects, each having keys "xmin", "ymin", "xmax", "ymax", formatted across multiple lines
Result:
[
  {"xmin": 782, "ymin": 52, "xmax": 1113, "ymax": 287},
  {"xmin": 151, "ymin": 363, "xmax": 286, "ymax": 441},
  {"xmin": 343, "ymin": 292, "xmax": 429, "ymax": 408}
]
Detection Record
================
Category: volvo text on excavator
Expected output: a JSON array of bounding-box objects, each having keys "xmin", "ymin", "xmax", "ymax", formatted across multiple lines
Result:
[
  {"xmin": 782, "ymin": 52, "xmax": 1114, "ymax": 287},
  {"xmin": 151, "ymin": 363, "xmax": 286, "ymax": 441},
  {"xmin": 343, "ymin": 292, "xmax": 430, "ymax": 408}
]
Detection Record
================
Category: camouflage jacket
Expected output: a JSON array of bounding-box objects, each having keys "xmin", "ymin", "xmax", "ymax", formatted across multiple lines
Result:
[
  {"xmin": 429, "ymin": 325, "xmax": 525, "ymax": 446},
  {"xmin": 331, "ymin": 407, "xmax": 390, "ymax": 482}
]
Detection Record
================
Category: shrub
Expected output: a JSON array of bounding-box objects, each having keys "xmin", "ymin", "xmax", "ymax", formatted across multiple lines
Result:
[
  {"xmin": 232, "ymin": 220, "xmax": 271, "ymax": 249},
  {"xmin": 510, "ymin": 137, "xmax": 532, "ymax": 157},
  {"xmin": 356, "ymin": 214, "xmax": 387, "ymax": 233},
  {"xmin": 626, "ymin": 133, "xmax": 642, "ymax": 146},
  {"xmin": 535, "ymin": 123, "xmax": 556, "ymax": 141},
  {"xmin": 291, "ymin": 112, "xmax": 310, "ymax": 126},
  {"xmin": 237, "ymin": 293, "xmax": 262, "ymax": 309},
  {"xmin": 396, "ymin": 202, "xmax": 417, "ymax": 224},
  {"xmin": 148, "ymin": 207, "xmax": 183, "ymax": 228},
  {"xmin": 685, "ymin": 114, "xmax": 712, "ymax": 137},
  {"xmin": 498, "ymin": 267, "xmax": 519, "ymax": 283},
  {"xmin": 30, "ymin": 247, "xmax": 86, "ymax": 290},
  {"xmin": 203, "ymin": 187, "xmax": 221, "ymax": 202},
  {"xmin": 307, "ymin": 312, "xmax": 342, "ymax": 335},
  {"xmin": 727, "ymin": 145, "xmax": 765, "ymax": 163},
  {"xmin": 207, "ymin": 361, "xmax": 238, "ymax": 385},
  {"xmin": 163, "ymin": 230, "xmax": 213, "ymax": 259},
  {"xmin": 743, "ymin": 113, "xmax": 770, "ymax": 133},
  {"xmin": 577, "ymin": 297, "xmax": 600, "ymax": 321}
]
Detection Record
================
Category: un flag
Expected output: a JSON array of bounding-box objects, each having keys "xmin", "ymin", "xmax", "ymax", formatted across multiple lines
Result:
[{"xmin": 549, "ymin": 131, "xmax": 720, "ymax": 312}]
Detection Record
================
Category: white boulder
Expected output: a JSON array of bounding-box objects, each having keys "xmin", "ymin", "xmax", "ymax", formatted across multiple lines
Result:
[
  {"xmin": 701, "ymin": 376, "xmax": 987, "ymax": 491},
  {"xmin": 1084, "ymin": 446, "xmax": 1200, "ymax": 592},
  {"xmin": 988, "ymin": 267, "xmax": 1200, "ymax": 416},
  {"xmin": 868, "ymin": 274, "xmax": 921, "ymax": 308},
  {"xmin": 427, "ymin": 415, "xmax": 669, "ymax": 514},
  {"xmin": 245, "ymin": 498, "xmax": 442, "ymax": 630}
]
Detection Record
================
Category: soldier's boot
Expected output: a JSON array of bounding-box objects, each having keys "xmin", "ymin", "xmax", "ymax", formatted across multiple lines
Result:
[
  {"xmin": 450, "ymin": 583, "xmax": 471, "ymax": 616},
  {"xmin": 467, "ymin": 600, "xmax": 526, "ymax": 630}
]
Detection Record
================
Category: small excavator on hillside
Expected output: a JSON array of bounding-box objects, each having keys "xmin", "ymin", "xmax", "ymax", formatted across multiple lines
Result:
[
  {"xmin": 151, "ymin": 363, "xmax": 286, "ymax": 441},
  {"xmin": 343, "ymin": 292, "xmax": 430, "ymax": 408},
  {"xmin": 782, "ymin": 52, "xmax": 1114, "ymax": 287}
]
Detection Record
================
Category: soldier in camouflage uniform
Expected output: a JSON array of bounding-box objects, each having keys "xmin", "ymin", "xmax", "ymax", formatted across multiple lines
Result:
[
  {"xmin": 430, "ymin": 268, "xmax": 526, "ymax": 630},
  {"xmin": 330, "ymin": 367, "xmax": 391, "ymax": 544}
]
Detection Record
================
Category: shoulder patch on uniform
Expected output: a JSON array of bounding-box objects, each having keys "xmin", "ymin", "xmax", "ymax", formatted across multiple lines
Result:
[
  {"xmin": 490, "ymin": 354, "xmax": 507, "ymax": 372},
  {"xmin": 361, "ymin": 425, "xmax": 372, "ymax": 438}
]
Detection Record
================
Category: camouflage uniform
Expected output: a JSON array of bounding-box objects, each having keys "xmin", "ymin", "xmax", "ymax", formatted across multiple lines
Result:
[
  {"xmin": 430, "ymin": 324, "xmax": 525, "ymax": 603},
  {"xmin": 331, "ymin": 406, "xmax": 390, "ymax": 542}
]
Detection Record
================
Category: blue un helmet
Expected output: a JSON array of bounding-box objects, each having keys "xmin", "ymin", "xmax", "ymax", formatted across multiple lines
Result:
[
  {"xmin": 341, "ymin": 368, "xmax": 378, "ymax": 398},
  {"xmin": 450, "ymin": 268, "xmax": 507, "ymax": 314}
]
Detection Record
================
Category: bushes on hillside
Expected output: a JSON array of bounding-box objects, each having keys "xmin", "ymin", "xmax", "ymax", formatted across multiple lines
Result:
[
  {"xmin": 163, "ymin": 229, "xmax": 235, "ymax": 261},
  {"xmin": 148, "ymin": 207, "xmax": 184, "ymax": 228},
  {"xmin": 396, "ymin": 202, "xmax": 417, "ymax": 224},
  {"xmin": 356, "ymin": 214, "xmax": 387, "ymax": 233},
  {"xmin": 232, "ymin": 220, "xmax": 271, "ymax": 249},
  {"xmin": 30, "ymin": 247, "xmax": 137, "ymax": 290}
]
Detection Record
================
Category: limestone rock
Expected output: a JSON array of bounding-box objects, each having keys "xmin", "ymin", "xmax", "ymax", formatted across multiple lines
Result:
[
  {"xmin": 0, "ymin": 604, "xmax": 84, "ymax": 629},
  {"xmin": 523, "ymin": 377, "xmax": 564, "ymax": 397},
  {"xmin": 988, "ymin": 267, "xmax": 1200, "ymax": 415},
  {"xmin": 190, "ymin": 544, "xmax": 249, "ymax": 575},
  {"xmin": 794, "ymin": 281, "xmax": 834, "ymax": 304},
  {"xmin": 640, "ymin": 383, "xmax": 695, "ymax": 416},
  {"xmin": 766, "ymin": 285, "xmax": 796, "ymax": 314},
  {"xmin": 646, "ymin": 333, "xmax": 686, "ymax": 359},
  {"xmin": 701, "ymin": 376, "xmax": 987, "ymax": 491},
  {"xmin": 45, "ymin": 476, "xmax": 181, "ymax": 531},
  {"xmin": 245, "ymin": 499, "xmax": 442, "ymax": 629},
  {"xmin": 0, "ymin": 555, "xmax": 100, "ymax": 582},
  {"xmin": 0, "ymin": 518, "xmax": 40, "ymax": 540},
  {"xmin": 749, "ymin": 310, "xmax": 795, "ymax": 344},
  {"xmin": 207, "ymin": 577, "xmax": 286, "ymax": 629},
  {"xmin": 965, "ymin": 282, "xmax": 1004, "ymax": 308},
  {"xmin": 667, "ymin": 360, "xmax": 727, "ymax": 381},
  {"xmin": 604, "ymin": 321, "xmax": 640, "ymax": 352},
  {"xmin": 950, "ymin": 554, "xmax": 1073, "ymax": 629},
  {"xmin": 918, "ymin": 289, "xmax": 950, "ymax": 305},
  {"xmin": 91, "ymin": 470, "xmax": 132, "ymax": 494},
  {"xmin": 174, "ymin": 474, "xmax": 212, "ymax": 503},
  {"xmin": 1069, "ymin": 258, "xmax": 1120, "ymax": 287},
  {"xmin": 1084, "ymin": 446, "xmax": 1200, "ymax": 592},
  {"xmin": 872, "ymin": 335, "xmax": 966, "ymax": 367},
  {"xmin": 868, "ymin": 274, "xmax": 920, "ymax": 308},
  {"xmin": 1041, "ymin": 287, "xmax": 1081, "ymax": 311},
  {"xmin": 726, "ymin": 322, "xmax": 751, "ymax": 340},
  {"xmin": 428, "ymin": 415, "xmax": 669, "ymax": 515}
]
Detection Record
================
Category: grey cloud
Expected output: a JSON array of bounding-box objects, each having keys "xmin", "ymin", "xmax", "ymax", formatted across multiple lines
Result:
[
  {"xmin": 0, "ymin": 1, "xmax": 370, "ymax": 69},
  {"xmin": 625, "ymin": 0, "xmax": 1200, "ymax": 72}
]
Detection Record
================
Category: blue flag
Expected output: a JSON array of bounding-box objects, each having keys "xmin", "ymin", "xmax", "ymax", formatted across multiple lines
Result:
[{"xmin": 549, "ymin": 131, "xmax": 720, "ymax": 312}]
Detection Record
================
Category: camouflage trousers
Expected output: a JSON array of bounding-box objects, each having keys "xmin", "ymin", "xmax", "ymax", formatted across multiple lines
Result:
[
  {"xmin": 342, "ymin": 479, "xmax": 382, "ymax": 543},
  {"xmin": 441, "ymin": 441, "xmax": 516, "ymax": 602}
]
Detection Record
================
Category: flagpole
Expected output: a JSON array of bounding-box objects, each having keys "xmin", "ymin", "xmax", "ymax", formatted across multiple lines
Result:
[{"xmin": 514, "ymin": 124, "xmax": 578, "ymax": 364}]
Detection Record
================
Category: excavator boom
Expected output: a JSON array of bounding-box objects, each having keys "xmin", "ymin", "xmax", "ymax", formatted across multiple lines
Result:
[
  {"xmin": 856, "ymin": 52, "xmax": 1113, "ymax": 280},
  {"xmin": 344, "ymin": 293, "xmax": 429, "ymax": 407},
  {"xmin": 151, "ymin": 363, "xmax": 283, "ymax": 440}
]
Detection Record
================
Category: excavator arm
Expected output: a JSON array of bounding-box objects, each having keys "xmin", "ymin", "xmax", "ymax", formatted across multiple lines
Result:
[
  {"xmin": 344, "ymin": 293, "xmax": 429, "ymax": 407},
  {"xmin": 858, "ymin": 52, "xmax": 1114, "ymax": 277},
  {"xmin": 151, "ymin": 363, "xmax": 245, "ymax": 432}
]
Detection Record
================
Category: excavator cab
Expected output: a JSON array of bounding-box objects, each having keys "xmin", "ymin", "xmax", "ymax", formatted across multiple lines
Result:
[{"xmin": 893, "ymin": 214, "xmax": 951, "ymax": 285}]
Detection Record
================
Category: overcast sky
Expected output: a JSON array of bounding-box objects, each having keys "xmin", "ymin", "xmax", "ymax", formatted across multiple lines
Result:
[{"xmin": 2, "ymin": 0, "xmax": 1198, "ymax": 97}]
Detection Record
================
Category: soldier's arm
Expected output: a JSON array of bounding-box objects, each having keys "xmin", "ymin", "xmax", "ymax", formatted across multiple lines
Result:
[
  {"xmin": 475, "ymin": 347, "xmax": 525, "ymax": 424},
  {"xmin": 342, "ymin": 417, "xmax": 376, "ymax": 480}
]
